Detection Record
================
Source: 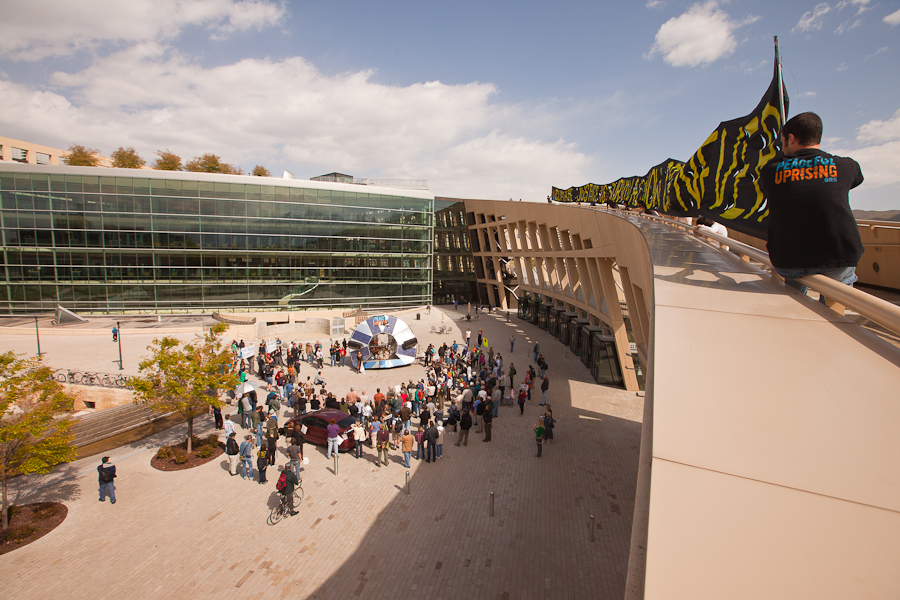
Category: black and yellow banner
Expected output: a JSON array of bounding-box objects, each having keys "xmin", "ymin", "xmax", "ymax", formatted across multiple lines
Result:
[
  {"xmin": 667, "ymin": 63, "xmax": 788, "ymax": 237},
  {"xmin": 552, "ymin": 58, "xmax": 788, "ymax": 239}
]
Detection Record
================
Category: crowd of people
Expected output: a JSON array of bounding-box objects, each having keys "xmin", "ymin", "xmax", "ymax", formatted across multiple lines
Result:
[{"xmin": 213, "ymin": 328, "xmax": 558, "ymax": 514}]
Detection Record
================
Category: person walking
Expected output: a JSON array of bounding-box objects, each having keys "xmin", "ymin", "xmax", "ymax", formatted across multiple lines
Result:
[
  {"xmin": 265, "ymin": 419, "xmax": 278, "ymax": 467},
  {"xmin": 225, "ymin": 432, "xmax": 240, "ymax": 476},
  {"xmin": 540, "ymin": 376, "xmax": 550, "ymax": 406},
  {"xmin": 532, "ymin": 342, "xmax": 540, "ymax": 364},
  {"xmin": 436, "ymin": 420, "xmax": 445, "ymax": 459},
  {"xmin": 543, "ymin": 409, "xmax": 555, "ymax": 445},
  {"xmin": 224, "ymin": 413, "xmax": 235, "ymax": 438},
  {"xmin": 455, "ymin": 410, "xmax": 472, "ymax": 446},
  {"xmin": 98, "ymin": 457, "xmax": 116, "ymax": 504}
]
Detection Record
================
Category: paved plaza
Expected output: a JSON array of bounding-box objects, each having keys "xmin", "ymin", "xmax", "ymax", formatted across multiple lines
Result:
[{"xmin": 0, "ymin": 306, "xmax": 643, "ymax": 600}]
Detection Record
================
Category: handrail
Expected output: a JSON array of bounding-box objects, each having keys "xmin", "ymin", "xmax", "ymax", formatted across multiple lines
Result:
[{"xmin": 690, "ymin": 224, "xmax": 900, "ymax": 338}]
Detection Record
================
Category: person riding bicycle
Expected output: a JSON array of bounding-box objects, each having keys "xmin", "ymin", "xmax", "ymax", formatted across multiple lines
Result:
[{"xmin": 276, "ymin": 464, "xmax": 300, "ymax": 516}]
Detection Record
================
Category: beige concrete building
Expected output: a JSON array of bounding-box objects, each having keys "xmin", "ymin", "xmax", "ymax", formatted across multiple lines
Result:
[{"xmin": 0, "ymin": 136, "xmax": 63, "ymax": 165}]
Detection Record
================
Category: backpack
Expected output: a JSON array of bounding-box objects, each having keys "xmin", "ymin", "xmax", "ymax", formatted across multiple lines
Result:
[
  {"xmin": 276, "ymin": 472, "xmax": 287, "ymax": 492},
  {"xmin": 99, "ymin": 466, "xmax": 114, "ymax": 483}
]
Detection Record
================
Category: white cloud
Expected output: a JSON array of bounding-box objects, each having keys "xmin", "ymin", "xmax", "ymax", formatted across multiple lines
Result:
[
  {"xmin": 646, "ymin": 1, "xmax": 667, "ymax": 9},
  {"xmin": 0, "ymin": 45, "xmax": 589, "ymax": 200},
  {"xmin": 856, "ymin": 109, "xmax": 900, "ymax": 144},
  {"xmin": 885, "ymin": 9, "xmax": 900, "ymax": 26},
  {"xmin": 793, "ymin": 3, "xmax": 832, "ymax": 32},
  {"xmin": 836, "ymin": 0, "xmax": 870, "ymax": 14},
  {"xmin": 865, "ymin": 46, "xmax": 888, "ymax": 59},
  {"xmin": 799, "ymin": 91, "xmax": 818, "ymax": 97},
  {"xmin": 829, "ymin": 109, "xmax": 900, "ymax": 191},
  {"xmin": 646, "ymin": 1, "xmax": 757, "ymax": 67},
  {"xmin": 836, "ymin": 62, "xmax": 850, "ymax": 71},
  {"xmin": 0, "ymin": 0, "xmax": 285, "ymax": 60}
]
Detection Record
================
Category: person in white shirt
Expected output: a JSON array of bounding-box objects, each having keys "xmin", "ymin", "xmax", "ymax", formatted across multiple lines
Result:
[
  {"xmin": 224, "ymin": 414, "xmax": 236, "ymax": 438},
  {"xmin": 693, "ymin": 217, "xmax": 729, "ymax": 250}
]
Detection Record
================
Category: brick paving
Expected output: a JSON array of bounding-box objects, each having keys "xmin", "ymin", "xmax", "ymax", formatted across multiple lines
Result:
[{"xmin": 0, "ymin": 306, "xmax": 642, "ymax": 600}]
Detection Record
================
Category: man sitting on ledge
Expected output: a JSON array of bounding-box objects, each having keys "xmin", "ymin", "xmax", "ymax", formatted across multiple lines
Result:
[{"xmin": 760, "ymin": 111, "xmax": 864, "ymax": 299}]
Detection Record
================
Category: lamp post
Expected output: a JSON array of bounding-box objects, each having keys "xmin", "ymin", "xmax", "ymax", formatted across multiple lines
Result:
[
  {"xmin": 34, "ymin": 316, "xmax": 42, "ymax": 358},
  {"xmin": 117, "ymin": 320, "xmax": 123, "ymax": 370}
]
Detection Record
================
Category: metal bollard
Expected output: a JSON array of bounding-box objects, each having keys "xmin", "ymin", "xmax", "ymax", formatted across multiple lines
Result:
[
  {"xmin": 406, "ymin": 470, "xmax": 410, "ymax": 495},
  {"xmin": 490, "ymin": 491, "xmax": 495, "ymax": 517},
  {"xmin": 590, "ymin": 514, "xmax": 595, "ymax": 542},
  {"xmin": 334, "ymin": 453, "xmax": 338, "ymax": 476}
]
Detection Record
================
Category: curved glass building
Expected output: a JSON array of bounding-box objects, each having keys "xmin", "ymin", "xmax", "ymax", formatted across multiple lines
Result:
[{"xmin": 0, "ymin": 164, "xmax": 433, "ymax": 313}]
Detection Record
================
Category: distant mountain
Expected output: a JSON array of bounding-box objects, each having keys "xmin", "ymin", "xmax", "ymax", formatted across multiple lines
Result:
[{"xmin": 853, "ymin": 210, "xmax": 900, "ymax": 222}]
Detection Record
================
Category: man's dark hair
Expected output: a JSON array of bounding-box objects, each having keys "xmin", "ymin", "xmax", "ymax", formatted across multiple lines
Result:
[{"xmin": 782, "ymin": 112, "xmax": 822, "ymax": 146}]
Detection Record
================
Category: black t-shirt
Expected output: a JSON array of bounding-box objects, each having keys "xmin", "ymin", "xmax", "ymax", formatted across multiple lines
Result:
[{"xmin": 760, "ymin": 148, "xmax": 864, "ymax": 269}]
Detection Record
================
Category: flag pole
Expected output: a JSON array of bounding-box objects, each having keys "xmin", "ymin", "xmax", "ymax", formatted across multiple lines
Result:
[{"xmin": 774, "ymin": 36, "xmax": 786, "ymax": 127}]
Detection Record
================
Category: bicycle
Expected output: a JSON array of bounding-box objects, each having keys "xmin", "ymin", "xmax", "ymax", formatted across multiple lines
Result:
[
  {"xmin": 268, "ymin": 482, "xmax": 304, "ymax": 525},
  {"xmin": 56, "ymin": 369, "xmax": 80, "ymax": 384},
  {"xmin": 80, "ymin": 372, "xmax": 99, "ymax": 386}
]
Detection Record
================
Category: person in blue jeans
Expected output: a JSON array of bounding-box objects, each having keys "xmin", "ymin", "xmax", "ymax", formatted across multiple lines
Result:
[
  {"xmin": 239, "ymin": 435, "xmax": 254, "ymax": 480},
  {"xmin": 326, "ymin": 419, "xmax": 340, "ymax": 458},
  {"xmin": 400, "ymin": 430, "xmax": 414, "ymax": 467},
  {"xmin": 98, "ymin": 456, "xmax": 116, "ymax": 504},
  {"xmin": 510, "ymin": 333, "xmax": 515, "ymax": 353}
]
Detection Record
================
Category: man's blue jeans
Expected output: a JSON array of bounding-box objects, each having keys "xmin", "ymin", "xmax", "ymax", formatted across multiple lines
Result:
[
  {"xmin": 255, "ymin": 423, "xmax": 263, "ymax": 447},
  {"xmin": 774, "ymin": 265, "xmax": 857, "ymax": 300},
  {"xmin": 403, "ymin": 451, "xmax": 411, "ymax": 467},
  {"xmin": 327, "ymin": 437, "xmax": 339, "ymax": 458},
  {"xmin": 99, "ymin": 482, "xmax": 115, "ymax": 502},
  {"xmin": 541, "ymin": 391, "xmax": 548, "ymax": 405},
  {"xmin": 241, "ymin": 457, "xmax": 253, "ymax": 479}
]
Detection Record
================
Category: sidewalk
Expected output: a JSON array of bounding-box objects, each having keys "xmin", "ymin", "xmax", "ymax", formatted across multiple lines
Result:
[{"xmin": 0, "ymin": 306, "xmax": 642, "ymax": 600}]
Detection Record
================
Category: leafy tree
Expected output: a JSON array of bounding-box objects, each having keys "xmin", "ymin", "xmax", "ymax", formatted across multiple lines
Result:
[
  {"xmin": 185, "ymin": 153, "xmax": 242, "ymax": 175},
  {"xmin": 62, "ymin": 144, "xmax": 100, "ymax": 167},
  {"xmin": 154, "ymin": 149, "xmax": 183, "ymax": 171},
  {"xmin": 111, "ymin": 146, "xmax": 146, "ymax": 169},
  {"xmin": 0, "ymin": 352, "xmax": 76, "ymax": 530},
  {"xmin": 251, "ymin": 165, "xmax": 271, "ymax": 177},
  {"xmin": 131, "ymin": 323, "xmax": 237, "ymax": 453}
]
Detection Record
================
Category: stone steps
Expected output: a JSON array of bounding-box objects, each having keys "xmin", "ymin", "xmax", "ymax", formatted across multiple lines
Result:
[{"xmin": 71, "ymin": 403, "xmax": 174, "ymax": 448}]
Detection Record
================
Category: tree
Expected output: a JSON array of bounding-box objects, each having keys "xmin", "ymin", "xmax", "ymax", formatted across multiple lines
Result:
[
  {"xmin": 185, "ymin": 153, "xmax": 242, "ymax": 175},
  {"xmin": 154, "ymin": 149, "xmax": 183, "ymax": 171},
  {"xmin": 111, "ymin": 146, "xmax": 146, "ymax": 169},
  {"xmin": 0, "ymin": 352, "xmax": 76, "ymax": 530},
  {"xmin": 252, "ymin": 165, "xmax": 271, "ymax": 177},
  {"xmin": 62, "ymin": 144, "xmax": 100, "ymax": 167},
  {"xmin": 131, "ymin": 323, "xmax": 237, "ymax": 453}
]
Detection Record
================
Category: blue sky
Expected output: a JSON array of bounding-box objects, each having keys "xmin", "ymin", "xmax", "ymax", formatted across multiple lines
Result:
[{"xmin": 1, "ymin": 0, "xmax": 898, "ymax": 209}]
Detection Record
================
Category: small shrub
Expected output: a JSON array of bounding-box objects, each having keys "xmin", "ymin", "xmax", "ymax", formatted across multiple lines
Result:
[
  {"xmin": 204, "ymin": 434, "xmax": 220, "ymax": 447},
  {"xmin": 172, "ymin": 449, "xmax": 189, "ymax": 464},
  {"xmin": 33, "ymin": 504, "xmax": 59, "ymax": 519},
  {"xmin": 155, "ymin": 447, "xmax": 173, "ymax": 460},
  {"xmin": 189, "ymin": 435, "xmax": 203, "ymax": 449},
  {"xmin": 195, "ymin": 445, "xmax": 214, "ymax": 458},
  {"xmin": 5, "ymin": 525, "xmax": 37, "ymax": 543}
]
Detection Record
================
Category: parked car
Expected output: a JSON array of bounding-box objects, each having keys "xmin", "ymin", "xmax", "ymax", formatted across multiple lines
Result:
[{"xmin": 284, "ymin": 408, "xmax": 358, "ymax": 452}]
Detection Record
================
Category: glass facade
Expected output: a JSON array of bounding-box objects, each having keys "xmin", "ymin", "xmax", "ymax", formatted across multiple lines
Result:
[
  {"xmin": 432, "ymin": 198, "xmax": 477, "ymax": 305},
  {"xmin": 0, "ymin": 165, "xmax": 433, "ymax": 314}
]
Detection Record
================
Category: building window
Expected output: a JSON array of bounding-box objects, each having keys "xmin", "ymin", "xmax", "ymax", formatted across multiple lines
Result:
[
  {"xmin": 36, "ymin": 152, "xmax": 51, "ymax": 165},
  {"xmin": 12, "ymin": 147, "xmax": 27, "ymax": 163}
]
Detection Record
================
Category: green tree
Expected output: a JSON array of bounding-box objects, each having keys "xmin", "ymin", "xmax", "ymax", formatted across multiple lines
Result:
[
  {"xmin": 185, "ymin": 153, "xmax": 242, "ymax": 175},
  {"xmin": 131, "ymin": 323, "xmax": 237, "ymax": 453},
  {"xmin": 62, "ymin": 144, "xmax": 100, "ymax": 167},
  {"xmin": 153, "ymin": 149, "xmax": 183, "ymax": 171},
  {"xmin": 251, "ymin": 165, "xmax": 271, "ymax": 177},
  {"xmin": 111, "ymin": 146, "xmax": 146, "ymax": 169},
  {"xmin": 0, "ymin": 352, "xmax": 76, "ymax": 530}
]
